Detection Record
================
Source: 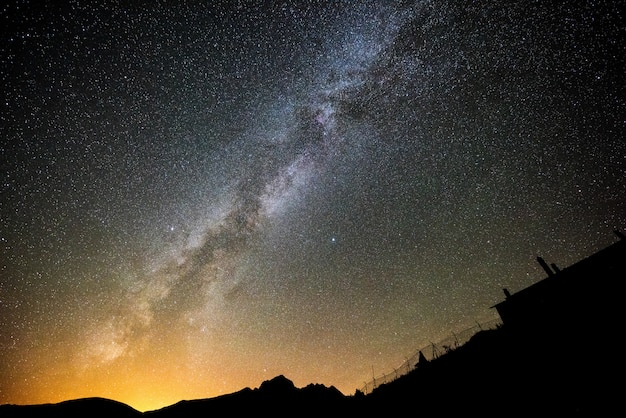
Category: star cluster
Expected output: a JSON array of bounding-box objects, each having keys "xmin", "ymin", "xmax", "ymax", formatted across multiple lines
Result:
[{"xmin": 1, "ymin": 0, "xmax": 624, "ymax": 411}]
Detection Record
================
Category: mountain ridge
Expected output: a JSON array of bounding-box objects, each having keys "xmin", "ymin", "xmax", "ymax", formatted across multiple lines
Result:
[
  {"xmin": 2, "ymin": 233, "xmax": 623, "ymax": 416},
  {"xmin": 0, "ymin": 375, "xmax": 351, "ymax": 417},
  {"xmin": 0, "ymin": 321, "xmax": 619, "ymax": 417},
  {"xmin": 0, "ymin": 397, "xmax": 142, "ymax": 417}
]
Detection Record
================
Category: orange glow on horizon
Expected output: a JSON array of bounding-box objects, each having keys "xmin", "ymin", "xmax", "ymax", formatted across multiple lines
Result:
[{"xmin": 1, "ymin": 337, "xmax": 363, "ymax": 413}]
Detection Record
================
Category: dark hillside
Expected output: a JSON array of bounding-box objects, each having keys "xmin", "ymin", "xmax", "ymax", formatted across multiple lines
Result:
[
  {"xmin": 361, "ymin": 233, "xmax": 624, "ymax": 416},
  {"xmin": 0, "ymin": 397, "xmax": 142, "ymax": 418},
  {"xmin": 361, "ymin": 325, "xmax": 618, "ymax": 416}
]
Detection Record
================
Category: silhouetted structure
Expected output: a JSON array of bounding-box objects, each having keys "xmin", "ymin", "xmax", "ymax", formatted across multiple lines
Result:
[{"xmin": 492, "ymin": 230, "xmax": 625, "ymax": 336}]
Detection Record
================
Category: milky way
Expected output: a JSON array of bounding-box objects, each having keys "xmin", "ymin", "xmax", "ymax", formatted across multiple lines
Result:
[{"xmin": 1, "ymin": 0, "xmax": 624, "ymax": 411}]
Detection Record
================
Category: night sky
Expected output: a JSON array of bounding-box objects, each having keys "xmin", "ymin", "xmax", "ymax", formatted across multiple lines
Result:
[{"xmin": 1, "ymin": 0, "xmax": 624, "ymax": 412}]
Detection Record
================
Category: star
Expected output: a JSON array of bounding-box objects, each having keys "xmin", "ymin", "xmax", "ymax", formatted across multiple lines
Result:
[{"xmin": 1, "ymin": 0, "xmax": 623, "ymax": 412}]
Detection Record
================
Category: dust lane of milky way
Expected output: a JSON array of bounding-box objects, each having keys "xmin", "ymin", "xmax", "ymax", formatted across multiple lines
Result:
[{"xmin": 1, "ymin": 0, "xmax": 624, "ymax": 412}]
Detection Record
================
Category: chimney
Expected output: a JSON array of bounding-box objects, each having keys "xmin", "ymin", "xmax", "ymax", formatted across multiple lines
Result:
[
  {"xmin": 550, "ymin": 263, "xmax": 561, "ymax": 273},
  {"xmin": 537, "ymin": 256, "xmax": 554, "ymax": 276}
]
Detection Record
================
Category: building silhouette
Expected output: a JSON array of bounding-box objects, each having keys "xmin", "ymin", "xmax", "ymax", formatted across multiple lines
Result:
[{"xmin": 492, "ymin": 230, "xmax": 625, "ymax": 336}]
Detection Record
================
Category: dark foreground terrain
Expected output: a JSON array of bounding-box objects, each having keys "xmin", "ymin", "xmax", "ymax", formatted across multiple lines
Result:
[
  {"xmin": 0, "ymin": 323, "xmax": 620, "ymax": 417},
  {"xmin": 3, "ymin": 234, "xmax": 623, "ymax": 416}
]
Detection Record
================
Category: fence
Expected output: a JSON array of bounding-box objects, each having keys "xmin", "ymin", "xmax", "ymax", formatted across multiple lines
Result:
[{"xmin": 359, "ymin": 317, "xmax": 503, "ymax": 394}]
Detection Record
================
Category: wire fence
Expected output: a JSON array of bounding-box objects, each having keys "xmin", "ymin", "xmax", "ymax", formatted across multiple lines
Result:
[{"xmin": 359, "ymin": 317, "xmax": 503, "ymax": 394}]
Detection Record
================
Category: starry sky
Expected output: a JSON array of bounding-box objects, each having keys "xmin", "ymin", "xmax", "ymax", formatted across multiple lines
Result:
[{"xmin": 1, "ymin": 0, "xmax": 624, "ymax": 412}]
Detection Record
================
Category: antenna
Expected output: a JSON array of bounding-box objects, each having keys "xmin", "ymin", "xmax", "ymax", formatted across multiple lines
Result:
[{"xmin": 537, "ymin": 256, "xmax": 555, "ymax": 276}]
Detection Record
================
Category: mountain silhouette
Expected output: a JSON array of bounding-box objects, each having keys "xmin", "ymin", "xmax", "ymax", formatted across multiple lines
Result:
[
  {"xmin": 0, "ymin": 397, "xmax": 142, "ymax": 418},
  {"xmin": 1, "ymin": 231, "xmax": 622, "ymax": 416},
  {"xmin": 0, "ymin": 377, "xmax": 350, "ymax": 417},
  {"xmin": 143, "ymin": 375, "xmax": 350, "ymax": 416}
]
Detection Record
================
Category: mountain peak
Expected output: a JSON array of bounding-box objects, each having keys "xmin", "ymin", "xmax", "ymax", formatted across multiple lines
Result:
[{"xmin": 258, "ymin": 375, "xmax": 296, "ymax": 393}]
